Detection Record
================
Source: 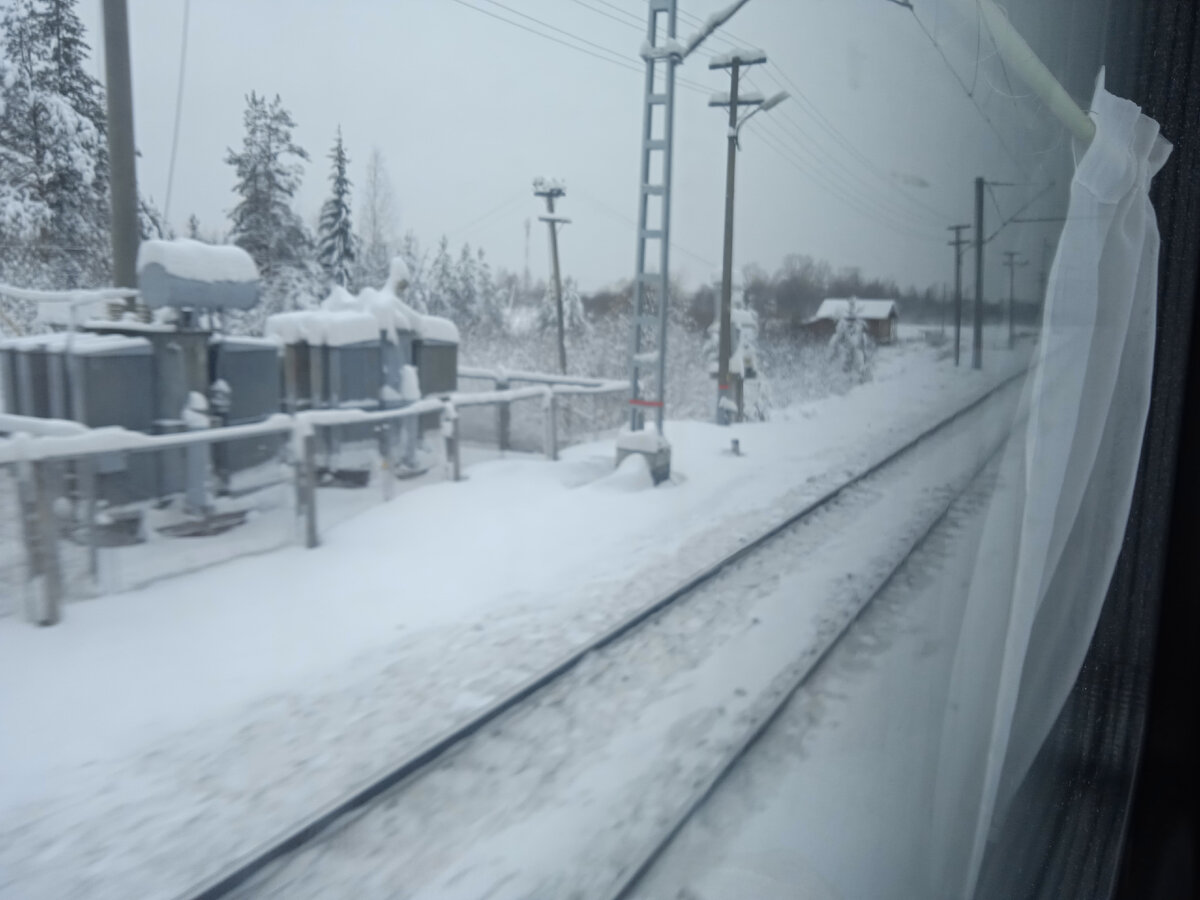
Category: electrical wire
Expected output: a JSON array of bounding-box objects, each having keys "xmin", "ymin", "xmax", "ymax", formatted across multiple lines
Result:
[
  {"xmin": 984, "ymin": 180, "xmax": 1057, "ymax": 244},
  {"xmin": 679, "ymin": 6, "xmax": 958, "ymax": 224},
  {"xmin": 445, "ymin": 190, "xmax": 530, "ymax": 240},
  {"xmin": 906, "ymin": 5, "xmax": 1026, "ymax": 174},
  {"xmin": 450, "ymin": 1, "xmax": 947, "ymax": 245},
  {"xmin": 683, "ymin": 1, "xmax": 961, "ymax": 230},
  {"xmin": 745, "ymin": 120, "xmax": 944, "ymax": 243},
  {"xmin": 573, "ymin": 187, "xmax": 719, "ymax": 270},
  {"xmin": 987, "ymin": 181, "xmax": 1005, "ymax": 221},
  {"xmin": 475, "ymin": 0, "xmax": 646, "ymax": 69},
  {"xmin": 565, "ymin": 0, "xmax": 645, "ymax": 33},
  {"xmin": 742, "ymin": 91, "xmax": 949, "ymax": 230},
  {"xmin": 449, "ymin": 0, "xmax": 711, "ymax": 95},
  {"xmin": 744, "ymin": 72, "xmax": 951, "ymax": 226},
  {"xmin": 968, "ymin": 0, "xmax": 982, "ymax": 97},
  {"xmin": 447, "ymin": 0, "xmax": 643, "ymax": 75},
  {"xmin": 163, "ymin": 0, "xmax": 190, "ymax": 223}
]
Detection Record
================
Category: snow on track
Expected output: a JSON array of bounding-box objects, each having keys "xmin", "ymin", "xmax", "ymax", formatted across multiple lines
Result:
[
  {"xmin": 0, "ymin": 339, "xmax": 1031, "ymax": 900},
  {"xmin": 626, "ymin": 452, "xmax": 1007, "ymax": 900},
  {"xmin": 227, "ymin": 378, "xmax": 1026, "ymax": 900}
]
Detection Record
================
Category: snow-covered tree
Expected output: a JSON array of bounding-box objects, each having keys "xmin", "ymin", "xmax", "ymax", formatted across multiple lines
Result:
[
  {"xmin": 138, "ymin": 195, "xmax": 174, "ymax": 240},
  {"xmin": 354, "ymin": 147, "xmax": 397, "ymax": 289},
  {"xmin": 452, "ymin": 242, "xmax": 480, "ymax": 324},
  {"xmin": 224, "ymin": 92, "xmax": 310, "ymax": 276},
  {"xmin": 537, "ymin": 276, "xmax": 588, "ymax": 336},
  {"xmin": 0, "ymin": 0, "xmax": 110, "ymax": 289},
  {"xmin": 316, "ymin": 127, "xmax": 356, "ymax": 288},
  {"xmin": 186, "ymin": 213, "xmax": 201, "ymax": 240},
  {"xmin": 427, "ymin": 236, "xmax": 455, "ymax": 319},
  {"xmin": 395, "ymin": 231, "xmax": 429, "ymax": 313},
  {"xmin": 472, "ymin": 246, "xmax": 505, "ymax": 333},
  {"xmin": 827, "ymin": 296, "xmax": 873, "ymax": 384}
]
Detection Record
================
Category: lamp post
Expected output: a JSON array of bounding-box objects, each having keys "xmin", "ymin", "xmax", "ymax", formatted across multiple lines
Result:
[{"xmin": 709, "ymin": 53, "xmax": 786, "ymax": 424}]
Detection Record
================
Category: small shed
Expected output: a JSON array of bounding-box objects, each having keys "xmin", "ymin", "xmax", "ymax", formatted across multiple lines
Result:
[{"xmin": 801, "ymin": 298, "xmax": 899, "ymax": 345}]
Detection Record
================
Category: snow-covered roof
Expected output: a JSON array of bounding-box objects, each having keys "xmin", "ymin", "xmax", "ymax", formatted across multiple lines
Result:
[
  {"xmin": 813, "ymin": 299, "xmax": 899, "ymax": 321},
  {"xmin": 0, "ymin": 332, "xmax": 151, "ymax": 354},
  {"xmin": 137, "ymin": 239, "xmax": 258, "ymax": 284}
]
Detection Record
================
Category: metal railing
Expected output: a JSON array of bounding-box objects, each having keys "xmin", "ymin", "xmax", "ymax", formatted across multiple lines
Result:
[
  {"xmin": 0, "ymin": 370, "xmax": 633, "ymax": 626},
  {"xmin": 455, "ymin": 367, "xmax": 629, "ymax": 456}
]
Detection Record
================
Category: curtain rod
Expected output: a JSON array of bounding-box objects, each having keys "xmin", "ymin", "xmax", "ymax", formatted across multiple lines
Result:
[{"xmin": 974, "ymin": 0, "xmax": 1096, "ymax": 145}]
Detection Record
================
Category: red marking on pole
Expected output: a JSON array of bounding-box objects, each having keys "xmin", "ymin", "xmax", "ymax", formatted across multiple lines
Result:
[{"xmin": 629, "ymin": 398, "xmax": 664, "ymax": 408}]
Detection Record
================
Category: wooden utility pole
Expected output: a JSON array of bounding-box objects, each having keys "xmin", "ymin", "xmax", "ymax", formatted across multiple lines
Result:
[
  {"xmin": 102, "ymin": 0, "xmax": 140, "ymax": 301},
  {"xmin": 717, "ymin": 60, "xmax": 741, "ymax": 424},
  {"xmin": 1003, "ymin": 250, "xmax": 1028, "ymax": 349},
  {"xmin": 709, "ymin": 49, "xmax": 767, "ymax": 424},
  {"xmin": 534, "ymin": 179, "xmax": 569, "ymax": 374},
  {"xmin": 948, "ymin": 224, "xmax": 970, "ymax": 366}
]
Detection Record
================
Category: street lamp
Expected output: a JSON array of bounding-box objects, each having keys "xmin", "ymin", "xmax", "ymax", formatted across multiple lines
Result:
[{"xmin": 709, "ymin": 50, "xmax": 788, "ymax": 425}]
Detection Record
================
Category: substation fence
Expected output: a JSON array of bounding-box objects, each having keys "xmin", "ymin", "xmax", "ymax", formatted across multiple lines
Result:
[
  {"xmin": 0, "ymin": 374, "xmax": 630, "ymax": 626},
  {"xmin": 455, "ymin": 367, "xmax": 629, "ymax": 456}
]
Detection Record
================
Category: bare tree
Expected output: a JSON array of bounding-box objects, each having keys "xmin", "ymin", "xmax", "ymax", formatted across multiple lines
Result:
[{"xmin": 356, "ymin": 147, "xmax": 397, "ymax": 287}]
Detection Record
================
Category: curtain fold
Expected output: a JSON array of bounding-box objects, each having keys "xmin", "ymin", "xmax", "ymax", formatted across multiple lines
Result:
[{"xmin": 931, "ymin": 68, "xmax": 1172, "ymax": 899}]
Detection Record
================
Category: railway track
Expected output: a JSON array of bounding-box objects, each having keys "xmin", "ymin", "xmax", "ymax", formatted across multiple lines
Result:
[
  {"xmin": 177, "ymin": 368, "xmax": 1029, "ymax": 900},
  {"xmin": 605, "ymin": 407, "xmax": 1017, "ymax": 900}
]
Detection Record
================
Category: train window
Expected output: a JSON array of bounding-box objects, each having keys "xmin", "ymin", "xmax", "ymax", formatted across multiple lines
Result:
[{"xmin": 0, "ymin": 1, "xmax": 1195, "ymax": 899}]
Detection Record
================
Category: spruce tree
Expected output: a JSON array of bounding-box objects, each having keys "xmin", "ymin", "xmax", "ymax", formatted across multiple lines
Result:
[
  {"xmin": 316, "ymin": 127, "xmax": 356, "ymax": 288},
  {"xmin": 225, "ymin": 92, "xmax": 310, "ymax": 276},
  {"xmin": 0, "ymin": 0, "xmax": 110, "ymax": 289}
]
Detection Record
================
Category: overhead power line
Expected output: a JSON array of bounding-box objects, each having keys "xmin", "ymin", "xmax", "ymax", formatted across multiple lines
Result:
[
  {"xmin": 984, "ymin": 180, "xmax": 1057, "ymax": 244},
  {"xmin": 163, "ymin": 0, "xmax": 190, "ymax": 223},
  {"xmin": 679, "ymin": 4, "xmax": 957, "ymax": 224},
  {"xmin": 746, "ymin": 100, "xmax": 948, "ymax": 230},
  {"xmin": 447, "ymin": 0, "xmax": 642, "ymax": 75},
  {"xmin": 449, "ymin": 0, "xmax": 712, "ymax": 94},
  {"xmin": 475, "ymin": 0, "xmax": 643, "ymax": 68},
  {"xmin": 449, "ymin": 1, "xmax": 944, "ymax": 246},
  {"xmin": 905, "ymin": 5, "xmax": 1026, "ymax": 174},
  {"xmin": 744, "ymin": 73, "xmax": 949, "ymax": 227},
  {"xmin": 746, "ymin": 120, "xmax": 944, "ymax": 243},
  {"xmin": 565, "ymin": 0, "xmax": 645, "ymax": 32},
  {"xmin": 573, "ymin": 188, "xmax": 719, "ymax": 270},
  {"xmin": 445, "ymin": 190, "xmax": 530, "ymax": 240}
]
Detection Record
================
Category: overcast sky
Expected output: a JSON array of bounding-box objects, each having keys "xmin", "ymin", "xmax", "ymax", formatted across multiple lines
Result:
[{"xmin": 77, "ymin": 0, "xmax": 1068, "ymax": 297}]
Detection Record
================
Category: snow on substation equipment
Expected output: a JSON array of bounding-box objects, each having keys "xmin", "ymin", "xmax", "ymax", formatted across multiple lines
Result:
[
  {"xmin": 0, "ymin": 239, "xmax": 280, "ymax": 532},
  {"xmin": 264, "ymin": 256, "xmax": 459, "ymax": 484}
]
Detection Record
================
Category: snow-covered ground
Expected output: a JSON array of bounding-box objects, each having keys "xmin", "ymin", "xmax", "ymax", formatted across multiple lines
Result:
[
  {"xmin": 231, "ymin": 376, "xmax": 1025, "ymax": 899},
  {"xmin": 628, "ymin": 450, "xmax": 1007, "ymax": 900},
  {"xmin": 0, "ymin": 334, "xmax": 1030, "ymax": 899}
]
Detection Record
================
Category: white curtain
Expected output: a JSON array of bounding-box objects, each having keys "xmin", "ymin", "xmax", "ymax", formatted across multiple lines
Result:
[{"xmin": 931, "ymin": 68, "xmax": 1172, "ymax": 898}]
